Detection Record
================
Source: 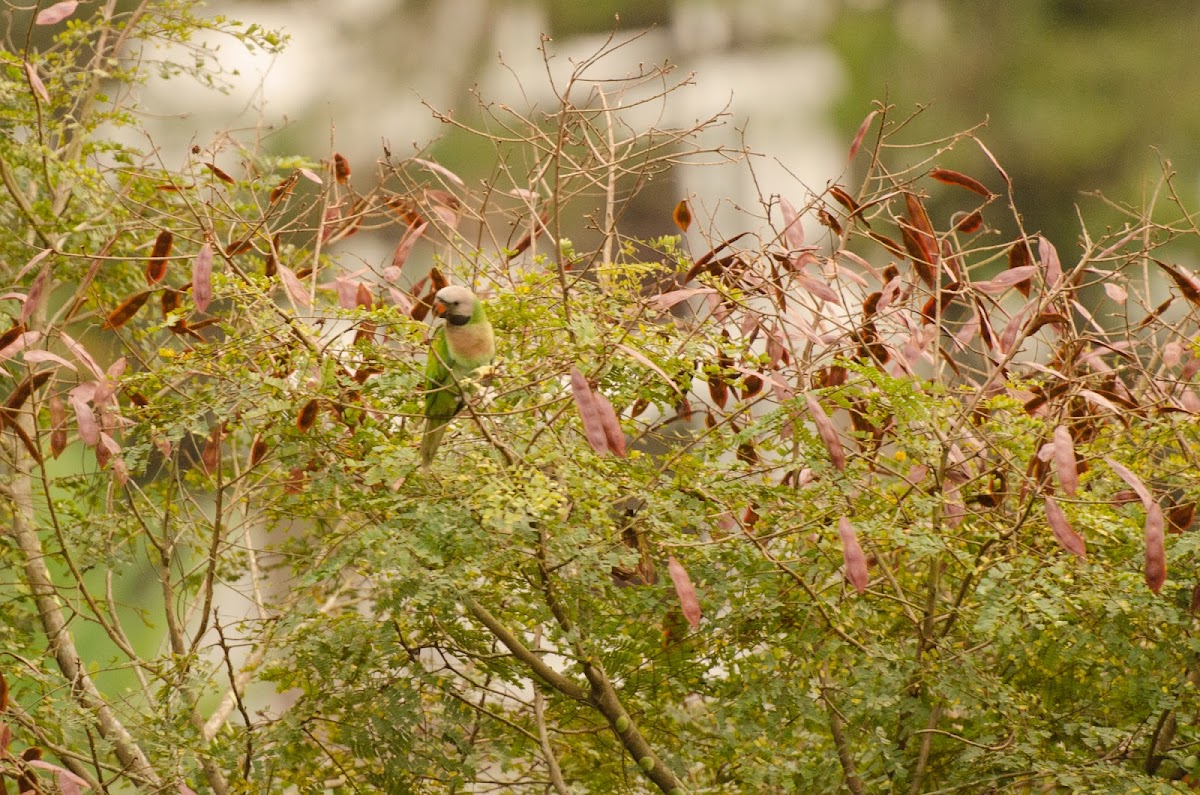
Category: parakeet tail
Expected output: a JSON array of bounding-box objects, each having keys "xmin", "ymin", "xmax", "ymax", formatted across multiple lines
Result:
[{"xmin": 420, "ymin": 417, "xmax": 449, "ymax": 467}]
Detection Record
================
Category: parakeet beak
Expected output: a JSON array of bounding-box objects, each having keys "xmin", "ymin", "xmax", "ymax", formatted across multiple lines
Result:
[{"xmin": 432, "ymin": 299, "xmax": 448, "ymax": 317}]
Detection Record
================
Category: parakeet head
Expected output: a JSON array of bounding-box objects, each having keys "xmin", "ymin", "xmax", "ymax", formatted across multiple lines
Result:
[{"xmin": 431, "ymin": 285, "xmax": 479, "ymax": 326}]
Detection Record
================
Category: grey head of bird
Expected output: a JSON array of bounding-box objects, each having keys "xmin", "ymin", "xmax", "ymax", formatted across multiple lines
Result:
[{"xmin": 431, "ymin": 285, "xmax": 479, "ymax": 326}]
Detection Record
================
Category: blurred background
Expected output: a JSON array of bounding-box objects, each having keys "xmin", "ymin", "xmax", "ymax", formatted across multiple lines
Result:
[{"xmin": 149, "ymin": 0, "xmax": 1200, "ymax": 261}]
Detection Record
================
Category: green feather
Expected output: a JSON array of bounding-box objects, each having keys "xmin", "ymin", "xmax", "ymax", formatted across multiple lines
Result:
[{"xmin": 420, "ymin": 331, "xmax": 459, "ymax": 465}]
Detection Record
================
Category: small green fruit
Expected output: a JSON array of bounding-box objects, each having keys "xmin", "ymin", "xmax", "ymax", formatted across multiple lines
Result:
[
  {"xmin": 638, "ymin": 756, "xmax": 655, "ymax": 772},
  {"xmin": 614, "ymin": 715, "xmax": 630, "ymax": 733}
]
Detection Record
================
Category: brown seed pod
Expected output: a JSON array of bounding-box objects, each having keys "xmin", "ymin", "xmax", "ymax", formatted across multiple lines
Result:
[
  {"xmin": 104, "ymin": 291, "xmax": 153, "ymax": 329},
  {"xmin": 296, "ymin": 399, "xmax": 320, "ymax": 432},
  {"xmin": 146, "ymin": 229, "xmax": 173, "ymax": 283},
  {"xmin": 667, "ymin": 556, "xmax": 702, "ymax": 629},
  {"xmin": 333, "ymin": 152, "xmax": 351, "ymax": 184},
  {"xmin": 672, "ymin": 199, "xmax": 692, "ymax": 233},
  {"xmin": 837, "ymin": 516, "xmax": 869, "ymax": 594}
]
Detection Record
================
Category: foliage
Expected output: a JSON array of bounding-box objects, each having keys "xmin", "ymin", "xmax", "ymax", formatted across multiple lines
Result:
[{"xmin": 0, "ymin": 4, "xmax": 1198, "ymax": 794}]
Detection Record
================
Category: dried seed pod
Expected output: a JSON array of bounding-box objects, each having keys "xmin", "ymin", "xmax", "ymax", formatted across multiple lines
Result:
[
  {"xmin": 1167, "ymin": 501, "xmax": 1195, "ymax": 534},
  {"xmin": 1053, "ymin": 425, "xmax": 1078, "ymax": 496},
  {"xmin": 846, "ymin": 110, "xmax": 878, "ymax": 162},
  {"xmin": 1044, "ymin": 495, "xmax": 1086, "ymax": 560},
  {"xmin": 333, "ymin": 152, "xmax": 351, "ymax": 184},
  {"xmin": 192, "ymin": 243, "xmax": 214, "ymax": 312},
  {"xmin": 0, "ymin": 322, "xmax": 26, "ymax": 351},
  {"xmin": 667, "ymin": 556, "xmax": 702, "ymax": 629},
  {"xmin": 249, "ymin": 434, "xmax": 269, "ymax": 466},
  {"xmin": 931, "ymin": 168, "xmax": 992, "ymax": 197},
  {"xmin": 269, "ymin": 173, "xmax": 298, "ymax": 203},
  {"xmin": 104, "ymin": 291, "xmax": 153, "ymax": 329},
  {"xmin": 806, "ymin": 393, "xmax": 846, "ymax": 471},
  {"xmin": 837, "ymin": 516, "xmax": 868, "ymax": 593},
  {"xmin": 1144, "ymin": 504, "xmax": 1166, "ymax": 593},
  {"xmin": 296, "ymin": 399, "xmax": 320, "ymax": 432},
  {"xmin": 672, "ymin": 199, "xmax": 692, "ymax": 233},
  {"xmin": 205, "ymin": 162, "xmax": 235, "ymax": 184},
  {"xmin": 146, "ymin": 230, "xmax": 173, "ymax": 283},
  {"xmin": 1007, "ymin": 239, "xmax": 1034, "ymax": 297}
]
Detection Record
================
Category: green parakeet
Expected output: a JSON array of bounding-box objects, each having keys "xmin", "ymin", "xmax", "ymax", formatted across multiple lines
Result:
[{"xmin": 420, "ymin": 285, "xmax": 495, "ymax": 466}]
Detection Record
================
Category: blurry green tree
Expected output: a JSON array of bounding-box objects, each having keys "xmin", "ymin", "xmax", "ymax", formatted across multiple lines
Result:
[{"xmin": 831, "ymin": 0, "xmax": 1200, "ymax": 252}]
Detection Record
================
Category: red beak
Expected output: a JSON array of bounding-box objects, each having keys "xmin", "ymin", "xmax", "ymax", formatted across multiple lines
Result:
[{"xmin": 432, "ymin": 299, "xmax": 447, "ymax": 317}]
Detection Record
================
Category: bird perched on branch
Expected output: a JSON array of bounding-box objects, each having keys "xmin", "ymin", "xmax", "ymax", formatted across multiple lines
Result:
[{"xmin": 420, "ymin": 285, "xmax": 495, "ymax": 467}]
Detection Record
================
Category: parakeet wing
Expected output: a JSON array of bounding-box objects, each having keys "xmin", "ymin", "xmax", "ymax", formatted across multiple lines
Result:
[
  {"xmin": 424, "ymin": 329, "xmax": 460, "ymax": 419},
  {"xmin": 420, "ymin": 329, "xmax": 463, "ymax": 467}
]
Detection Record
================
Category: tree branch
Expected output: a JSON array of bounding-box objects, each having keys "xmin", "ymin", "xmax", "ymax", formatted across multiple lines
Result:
[
  {"xmin": 534, "ymin": 528, "xmax": 687, "ymax": 794},
  {"xmin": 821, "ymin": 674, "xmax": 866, "ymax": 795},
  {"xmin": 3, "ymin": 454, "xmax": 162, "ymax": 789},
  {"xmin": 463, "ymin": 597, "xmax": 589, "ymax": 702},
  {"xmin": 580, "ymin": 660, "xmax": 687, "ymax": 794},
  {"xmin": 0, "ymin": 156, "xmax": 51, "ymax": 248},
  {"xmin": 533, "ymin": 679, "xmax": 570, "ymax": 795}
]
